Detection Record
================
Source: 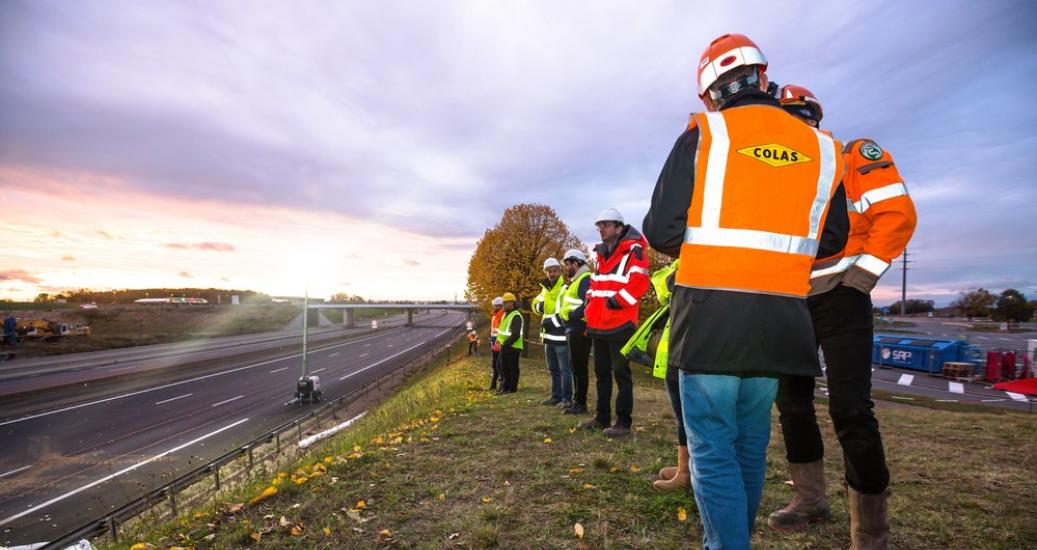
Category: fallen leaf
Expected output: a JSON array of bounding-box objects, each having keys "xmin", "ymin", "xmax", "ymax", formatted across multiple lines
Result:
[
  {"xmin": 354, "ymin": 499, "xmax": 367, "ymax": 510},
  {"xmin": 609, "ymin": 466, "xmax": 619, "ymax": 473},
  {"xmin": 678, "ymin": 507, "xmax": 688, "ymax": 522},
  {"xmin": 247, "ymin": 486, "xmax": 278, "ymax": 506},
  {"xmin": 629, "ymin": 465, "xmax": 641, "ymax": 473},
  {"xmin": 568, "ymin": 427, "xmax": 577, "ymax": 433},
  {"xmin": 481, "ymin": 496, "xmax": 492, "ymax": 504},
  {"xmin": 582, "ymin": 483, "xmax": 596, "ymax": 490},
  {"xmin": 279, "ymin": 516, "xmax": 290, "ymax": 527},
  {"xmin": 379, "ymin": 529, "xmax": 393, "ymax": 538},
  {"xmin": 437, "ymin": 493, "xmax": 446, "ymax": 501},
  {"xmin": 574, "ymin": 522, "xmax": 584, "ymax": 539},
  {"xmin": 323, "ymin": 527, "xmax": 332, "ymax": 536},
  {"xmin": 449, "ymin": 533, "xmax": 460, "ymax": 540},
  {"xmin": 569, "ymin": 467, "xmax": 584, "ymax": 474},
  {"xmin": 290, "ymin": 525, "xmax": 304, "ymax": 536},
  {"xmin": 129, "ymin": 544, "xmax": 154, "ymax": 550},
  {"xmin": 783, "ymin": 479, "xmax": 795, "ymax": 486},
  {"xmin": 543, "ymin": 437, "xmax": 552, "ymax": 444},
  {"xmin": 226, "ymin": 503, "xmax": 244, "ymax": 514}
]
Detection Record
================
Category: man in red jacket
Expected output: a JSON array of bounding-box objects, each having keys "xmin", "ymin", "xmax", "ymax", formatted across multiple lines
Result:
[{"xmin": 578, "ymin": 208, "xmax": 650, "ymax": 437}]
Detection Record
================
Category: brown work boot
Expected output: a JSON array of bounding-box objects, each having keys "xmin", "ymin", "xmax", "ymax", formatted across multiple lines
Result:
[
  {"xmin": 849, "ymin": 487, "xmax": 890, "ymax": 550},
  {"xmin": 653, "ymin": 446, "xmax": 690, "ymax": 492},
  {"xmin": 578, "ymin": 417, "xmax": 608, "ymax": 430},
  {"xmin": 767, "ymin": 459, "xmax": 832, "ymax": 531},
  {"xmin": 602, "ymin": 424, "xmax": 630, "ymax": 437}
]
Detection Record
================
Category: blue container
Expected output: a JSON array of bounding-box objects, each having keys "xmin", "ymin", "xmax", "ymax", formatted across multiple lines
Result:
[{"xmin": 872, "ymin": 335, "xmax": 980, "ymax": 374}]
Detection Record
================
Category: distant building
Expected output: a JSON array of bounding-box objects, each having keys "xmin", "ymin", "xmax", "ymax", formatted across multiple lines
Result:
[{"xmin": 134, "ymin": 297, "xmax": 209, "ymax": 305}]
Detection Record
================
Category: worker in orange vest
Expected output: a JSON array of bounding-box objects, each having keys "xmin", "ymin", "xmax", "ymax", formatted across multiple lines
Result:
[
  {"xmin": 642, "ymin": 34, "xmax": 849, "ymax": 549},
  {"xmin": 488, "ymin": 296, "xmax": 505, "ymax": 390},
  {"xmin": 768, "ymin": 84, "xmax": 916, "ymax": 549}
]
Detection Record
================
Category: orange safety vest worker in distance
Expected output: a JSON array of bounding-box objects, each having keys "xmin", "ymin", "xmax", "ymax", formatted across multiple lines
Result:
[
  {"xmin": 676, "ymin": 105, "xmax": 845, "ymax": 297},
  {"xmin": 810, "ymin": 139, "xmax": 917, "ymax": 294}
]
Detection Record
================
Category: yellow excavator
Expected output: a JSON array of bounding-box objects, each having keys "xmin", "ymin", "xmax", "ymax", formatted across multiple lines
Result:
[{"xmin": 16, "ymin": 319, "xmax": 91, "ymax": 340}]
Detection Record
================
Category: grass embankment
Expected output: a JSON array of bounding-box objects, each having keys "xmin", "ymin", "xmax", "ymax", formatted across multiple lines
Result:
[{"xmin": 109, "ymin": 348, "xmax": 1037, "ymax": 549}]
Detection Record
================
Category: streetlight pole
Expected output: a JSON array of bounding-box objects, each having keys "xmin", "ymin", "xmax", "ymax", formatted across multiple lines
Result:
[{"xmin": 301, "ymin": 285, "xmax": 309, "ymax": 379}]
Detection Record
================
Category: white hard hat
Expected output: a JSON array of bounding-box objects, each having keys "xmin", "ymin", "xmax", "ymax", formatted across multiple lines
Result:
[
  {"xmin": 595, "ymin": 208, "xmax": 624, "ymax": 225},
  {"xmin": 543, "ymin": 257, "xmax": 561, "ymax": 270},
  {"xmin": 492, "ymin": 296, "xmax": 504, "ymax": 306},
  {"xmin": 563, "ymin": 249, "xmax": 586, "ymax": 263}
]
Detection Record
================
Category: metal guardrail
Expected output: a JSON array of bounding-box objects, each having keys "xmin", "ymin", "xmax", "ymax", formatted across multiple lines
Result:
[{"xmin": 43, "ymin": 326, "xmax": 465, "ymax": 549}]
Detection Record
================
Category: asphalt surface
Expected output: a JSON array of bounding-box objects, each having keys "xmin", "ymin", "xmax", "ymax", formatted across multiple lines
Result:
[{"xmin": 0, "ymin": 311, "xmax": 465, "ymax": 547}]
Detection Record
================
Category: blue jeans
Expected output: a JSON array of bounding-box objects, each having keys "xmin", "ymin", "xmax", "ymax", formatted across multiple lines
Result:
[
  {"xmin": 545, "ymin": 343, "xmax": 573, "ymax": 401},
  {"xmin": 680, "ymin": 373, "xmax": 778, "ymax": 550}
]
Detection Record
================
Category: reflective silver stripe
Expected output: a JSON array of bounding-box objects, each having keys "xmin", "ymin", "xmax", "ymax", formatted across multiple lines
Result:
[
  {"xmin": 543, "ymin": 333, "xmax": 567, "ymax": 342},
  {"xmin": 810, "ymin": 254, "xmax": 859, "ymax": 279},
  {"xmin": 807, "ymin": 130, "xmax": 838, "ymax": 239},
  {"xmin": 563, "ymin": 297, "xmax": 583, "ymax": 304},
  {"xmin": 619, "ymin": 288, "xmax": 637, "ymax": 305},
  {"xmin": 701, "ymin": 112, "xmax": 730, "ymax": 228},
  {"xmin": 685, "ymin": 227, "xmax": 818, "ymax": 256},
  {"xmin": 853, "ymin": 182, "xmax": 908, "ymax": 214},
  {"xmin": 627, "ymin": 266, "xmax": 650, "ymax": 276},
  {"xmin": 587, "ymin": 289, "xmax": 617, "ymax": 298},
  {"xmin": 592, "ymin": 273, "xmax": 630, "ymax": 283},
  {"xmin": 855, "ymin": 254, "xmax": 890, "ymax": 277}
]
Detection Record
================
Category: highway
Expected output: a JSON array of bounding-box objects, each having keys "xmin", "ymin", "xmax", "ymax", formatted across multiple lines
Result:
[{"xmin": 0, "ymin": 311, "xmax": 465, "ymax": 547}]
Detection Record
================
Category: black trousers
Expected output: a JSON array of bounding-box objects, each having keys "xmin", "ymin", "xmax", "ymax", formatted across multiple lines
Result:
[
  {"xmin": 490, "ymin": 348, "xmax": 501, "ymax": 389},
  {"xmin": 567, "ymin": 332, "xmax": 591, "ymax": 407},
  {"xmin": 776, "ymin": 284, "xmax": 889, "ymax": 494},
  {"xmin": 592, "ymin": 338, "xmax": 633, "ymax": 427},
  {"xmin": 500, "ymin": 349, "xmax": 521, "ymax": 392}
]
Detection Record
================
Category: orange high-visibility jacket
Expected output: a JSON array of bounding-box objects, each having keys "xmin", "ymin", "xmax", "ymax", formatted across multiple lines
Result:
[
  {"xmin": 490, "ymin": 309, "xmax": 505, "ymax": 341},
  {"xmin": 810, "ymin": 139, "xmax": 917, "ymax": 294},
  {"xmin": 676, "ymin": 105, "xmax": 845, "ymax": 298}
]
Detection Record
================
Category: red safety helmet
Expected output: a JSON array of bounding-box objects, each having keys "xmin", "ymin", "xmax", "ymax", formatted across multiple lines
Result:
[
  {"xmin": 778, "ymin": 84, "xmax": 824, "ymax": 126},
  {"xmin": 697, "ymin": 33, "xmax": 768, "ymax": 109}
]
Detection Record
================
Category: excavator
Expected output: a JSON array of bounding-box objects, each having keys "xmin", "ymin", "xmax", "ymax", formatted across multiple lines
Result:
[{"xmin": 15, "ymin": 319, "xmax": 91, "ymax": 340}]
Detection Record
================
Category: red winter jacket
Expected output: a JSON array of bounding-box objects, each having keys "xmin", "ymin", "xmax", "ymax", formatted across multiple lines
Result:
[{"xmin": 586, "ymin": 225, "xmax": 650, "ymax": 340}]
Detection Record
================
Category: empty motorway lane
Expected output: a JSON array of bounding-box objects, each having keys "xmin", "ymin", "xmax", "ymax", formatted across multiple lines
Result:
[{"xmin": 0, "ymin": 312, "xmax": 465, "ymax": 546}]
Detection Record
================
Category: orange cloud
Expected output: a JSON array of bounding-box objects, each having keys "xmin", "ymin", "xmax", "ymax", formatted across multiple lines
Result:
[
  {"xmin": 163, "ymin": 242, "xmax": 236, "ymax": 252},
  {"xmin": 0, "ymin": 269, "xmax": 42, "ymax": 284}
]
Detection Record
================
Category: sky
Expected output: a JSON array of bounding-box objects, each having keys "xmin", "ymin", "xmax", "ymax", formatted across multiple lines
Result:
[{"xmin": 1, "ymin": 0, "xmax": 1035, "ymax": 304}]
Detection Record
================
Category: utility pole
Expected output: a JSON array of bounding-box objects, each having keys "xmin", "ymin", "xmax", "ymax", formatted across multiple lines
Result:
[
  {"xmin": 301, "ymin": 285, "xmax": 309, "ymax": 378},
  {"xmin": 900, "ymin": 249, "xmax": 909, "ymax": 317}
]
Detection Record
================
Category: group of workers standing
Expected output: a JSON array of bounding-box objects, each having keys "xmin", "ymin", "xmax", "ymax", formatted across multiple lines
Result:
[{"xmin": 486, "ymin": 33, "xmax": 916, "ymax": 550}]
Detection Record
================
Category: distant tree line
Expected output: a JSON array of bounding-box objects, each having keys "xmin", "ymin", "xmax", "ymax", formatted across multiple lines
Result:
[
  {"xmin": 950, "ymin": 288, "xmax": 1036, "ymax": 322},
  {"xmin": 33, "ymin": 288, "xmax": 270, "ymax": 304}
]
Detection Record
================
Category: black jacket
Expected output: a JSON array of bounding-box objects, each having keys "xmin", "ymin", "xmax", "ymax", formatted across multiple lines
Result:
[{"xmin": 642, "ymin": 92, "xmax": 848, "ymax": 377}]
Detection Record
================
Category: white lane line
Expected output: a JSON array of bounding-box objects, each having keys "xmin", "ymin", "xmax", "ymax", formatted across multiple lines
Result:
[
  {"xmin": 155, "ymin": 393, "xmax": 193, "ymax": 405},
  {"xmin": 0, "ymin": 465, "xmax": 31, "ymax": 479},
  {"xmin": 982, "ymin": 398, "xmax": 1005, "ymax": 402},
  {"xmin": 108, "ymin": 365, "xmax": 140, "ymax": 372},
  {"xmin": 1006, "ymin": 391, "xmax": 1028, "ymax": 402},
  {"xmin": 359, "ymin": 353, "xmax": 369, "ymax": 358},
  {"xmin": 340, "ymin": 327, "xmax": 452, "ymax": 382},
  {"xmin": 977, "ymin": 336, "xmax": 990, "ymax": 340},
  {"xmin": 387, "ymin": 344, "xmax": 395, "ymax": 348},
  {"xmin": 891, "ymin": 396, "xmax": 914, "ymax": 401},
  {"xmin": 0, "ymin": 417, "xmax": 250, "ymax": 527},
  {"xmin": 270, "ymin": 367, "xmax": 289, "ymax": 374},
  {"xmin": 0, "ymin": 326, "xmax": 413, "ymax": 427},
  {"xmin": 936, "ymin": 399, "xmax": 959, "ymax": 403},
  {"xmin": 897, "ymin": 374, "xmax": 914, "ymax": 386},
  {"xmin": 311, "ymin": 368, "xmax": 326, "ymax": 374},
  {"xmin": 329, "ymin": 352, "xmax": 340, "ymax": 358},
  {"xmin": 998, "ymin": 337, "xmax": 1012, "ymax": 341},
  {"xmin": 210, "ymin": 395, "xmax": 244, "ymax": 408},
  {"xmin": 363, "ymin": 343, "xmax": 371, "ymax": 348},
  {"xmin": 948, "ymin": 382, "xmax": 964, "ymax": 394}
]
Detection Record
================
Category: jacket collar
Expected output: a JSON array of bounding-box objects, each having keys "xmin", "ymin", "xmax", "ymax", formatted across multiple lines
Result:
[{"xmin": 595, "ymin": 224, "xmax": 643, "ymax": 258}]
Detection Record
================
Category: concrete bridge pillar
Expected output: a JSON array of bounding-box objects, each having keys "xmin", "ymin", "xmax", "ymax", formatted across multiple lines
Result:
[
  {"xmin": 345, "ymin": 308, "xmax": 355, "ymax": 328},
  {"xmin": 406, "ymin": 308, "xmax": 414, "ymax": 327}
]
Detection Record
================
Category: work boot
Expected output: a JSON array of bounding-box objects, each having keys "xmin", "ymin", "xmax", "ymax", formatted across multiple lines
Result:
[
  {"xmin": 562, "ymin": 403, "xmax": 588, "ymax": 415},
  {"xmin": 767, "ymin": 460, "xmax": 832, "ymax": 531},
  {"xmin": 653, "ymin": 446, "xmax": 690, "ymax": 492},
  {"xmin": 541, "ymin": 397, "xmax": 561, "ymax": 406},
  {"xmin": 578, "ymin": 417, "xmax": 608, "ymax": 430},
  {"xmin": 557, "ymin": 400, "xmax": 573, "ymax": 409},
  {"xmin": 602, "ymin": 424, "xmax": 630, "ymax": 438},
  {"xmin": 848, "ymin": 487, "xmax": 890, "ymax": 550}
]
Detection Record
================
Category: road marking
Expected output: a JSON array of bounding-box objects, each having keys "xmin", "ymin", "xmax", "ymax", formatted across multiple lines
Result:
[
  {"xmin": 387, "ymin": 344, "xmax": 395, "ymax": 348},
  {"xmin": 311, "ymin": 368, "xmax": 326, "ymax": 374},
  {"xmin": 891, "ymin": 396, "xmax": 914, "ymax": 401},
  {"xmin": 977, "ymin": 336, "xmax": 990, "ymax": 340},
  {"xmin": 1006, "ymin": 392, "xmax": 1028, "ymax": 402},
  {"xmin": 897, "ymin": 374, "xmax": 914, "ymax": 386},
  {"xmin": 0, "ymin": 417, "xmax": 250, "ymax": 527},
  {"xmin": 0, "ymin": 465, "xmax": 31, "ymax": 479},
  {"xmin": 359, "ymin": 353, "xmax": 369, "ymax": 358},
  {"xmin": 155, "ymin": 393, "xmax": 193, "ymax": 405},
  {"xmin": 108, "ymin": 365, "xmax": 140, "ymax": 372},
  {"xmin": 211, "ymin": 395, "xmax": 244, "ymax": 408},
  {"xmin": 341, "ymin": 328, "xmax": 453, "ymax": 381},
  {"xmin": 0, "ymin": 325, "xmax": 420, "ymax": 426},
  {"xmin": 270, "ymin": 367, "xmax": 289, "ymax": 374},
  {"xmin": 999, "ymin": 337, "xmax": 1012, "ymax": 341},
  {"xmin": 364, "ymin": 343, "xmax": 371, "ymax": 347},
  {"xmin": 329, "ymin": 352, "xmax": 340, "ymax": 357},
  {"xmin": 935, "ymin": 399, "xmax": 959, "ymax": 403},
  {"xmin": 948, "ymin": 382, "xmax": 964, "ymax": 394},
  {"xmin": 982, "ymin": 398, "xmax": 1005, "ymax": 402}
]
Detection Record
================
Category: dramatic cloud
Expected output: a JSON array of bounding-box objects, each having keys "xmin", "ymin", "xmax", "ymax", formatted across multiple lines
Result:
[
  {"xmin": 163, "ymin": 242, "xmax": 236, "ymax": 252},
  {"xmin": 0, "ymin": 269, "xmax": 42, "ymax": 284},
  {"xmin": 61, "ymin": 256, "xmax": 75, "ymax": 261},
  {"xmin": 178, "ymin": 271, "xmax": 192, "ymax": 278}
]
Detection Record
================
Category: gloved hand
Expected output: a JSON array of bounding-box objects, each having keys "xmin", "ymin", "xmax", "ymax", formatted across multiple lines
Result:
[
  {"xmin": 606, "ymin": 296, "xmax": 622, "ymax": 310},
  {"xmin": 492, "ymin": 341, "xmax": 501, "ymax": 352}
]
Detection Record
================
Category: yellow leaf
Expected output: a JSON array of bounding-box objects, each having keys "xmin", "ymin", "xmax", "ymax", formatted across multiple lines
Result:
[
  {"xmin": 250, "ymin": 532, "xmax": 261, "ymax": 542},
  {"xmin": 247, "ymin": 486, "xmax": 278, "ymax": 506},
  {"xmin": 543, "ymin": 437, "xmax": 552, "ymax": 444},
  {"xmin": 437, "ymin": 493, "xmax": 446, "ymax": 501},
  {"xmin": 290, "ymin": 525, "xmax": 303, "ymax": 536},
  {"xmin": 279, "ymin": 516, "xmax": 290, "ymax": 527},
  {"xmin": 323, "ymin": 527, "xmax": 332, "ymax": 536},
  {"xmin": 678, "ymin": 507, "xmax": 688, "ymax": 522},
  {"xmin": 354, "ymin": 499, "xmax": 367, "ymax": 510},
  {"xmin": 629, "ymin": 465, "xmax": 641, "ymax": 473},
  {"xmin": 481, "ymin": 496, "xmax": 492, "ymax": 504},
  {"xmin": 609, "ymin": 466, "xmax": 619, "ymax": 473},
  {"xmin": 324, "ymin": 456, "xmax": 333, "ymax": 463},
  {"xmin": 293, "ymin": 476, "xmax": 308, "ymax": 485},
  {"xmin": 129, "ymin": 544, "xmax": 154, "ymax": 550},
  {"xmin": 582, "ymin": 483, "xmax": 596, "ymax": 490},
  {"xmin": 569, "ymin": 467, "xmax": 584, "ymax": 474},
  {"xmin": 353, "ymin": 444, "xmax": 362, "ymax": 452},
  {"xmin": 379, "ymin": 529, "xmax": 393, "ymax": 538},
  {"xmin": 574, "ymin": 522, "xmax": 584, "ymax": 539}
]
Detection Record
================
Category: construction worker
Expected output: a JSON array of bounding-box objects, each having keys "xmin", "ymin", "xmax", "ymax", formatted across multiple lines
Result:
[
  {"xmin": 2, "ymin": 314, "xmax": 16, "ymax": 347},
  {"xmin": 532, "ymin": 257, "xmax": 573, "ymax": 407},
  {"xmin": 768, "ymin": 84, "xmax": 916, "ymax": 549},
  {"xmin": 488, "ymin": 296, "xmax": 505, "ymax": 390},
  {"xmin": 559, "ymin": 249, "xmax": 592, "ymax": 415},
  {"xmin": 642, "ymin": 34, "xmax": 848, "ymax": 549},
  {"xmin": 495, "ymin": 292, "xmax": 524, "ymax": 394},
  {"xmin": 580, "ymin": 208, "xmax": 649, "ymax": 437},
  {"xmin": 467, "ymin": 330, "xmax": 479, "ymax": 355}
]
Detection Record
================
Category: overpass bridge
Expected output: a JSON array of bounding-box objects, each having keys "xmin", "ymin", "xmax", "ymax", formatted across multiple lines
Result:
[{"xmin": 309, "ymin": 303, "xmax": 479, "ymax": 328}]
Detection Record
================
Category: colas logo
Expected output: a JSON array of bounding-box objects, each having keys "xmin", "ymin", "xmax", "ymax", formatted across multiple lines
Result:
[{"xmin": 736, "ymin": 144, "xmax": 813, "ymax": 167}]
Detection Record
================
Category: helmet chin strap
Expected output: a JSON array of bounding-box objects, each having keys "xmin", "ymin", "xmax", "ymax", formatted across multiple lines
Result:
[{"xmin": 708, "ymin": 68, "xmax": 761, "ymax": 108}]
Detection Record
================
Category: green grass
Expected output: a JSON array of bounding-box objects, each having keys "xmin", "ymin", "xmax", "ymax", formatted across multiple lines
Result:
[{"xmin": 105, "ymin": 345, "xmax": 1037, "ymax": 549}]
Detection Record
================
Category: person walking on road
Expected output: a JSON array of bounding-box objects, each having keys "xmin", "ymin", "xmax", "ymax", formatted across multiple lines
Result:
[
  {"xmin": 579, "ymin": 208, "xmax": 649, "ymax": 437},
  {"xmin": 560, "ymin": 249, "xmax": 592, "ymax": 415},
  {"xmin": 495, "ymin": 293, "xmax": 524, "ymax": 394},
  {"xmin": 488, "ymin": 296, "xmax": 505, "ymax": 390},
  {"xmin": 767, "ymin": 84, "xmax": 916, "ymax": 549},
  {"xmin": 532, "ymin": 257, "xmax": 573, "ymax": 407},
  {"xmin": 642, "ymin": 34, "xmax": 848, "ymax": 549}
]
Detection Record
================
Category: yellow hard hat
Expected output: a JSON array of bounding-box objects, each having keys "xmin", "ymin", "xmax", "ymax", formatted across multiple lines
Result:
[{"xmin": 501, "ymin": 292, "xmax": 517, "ymax": 302}]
